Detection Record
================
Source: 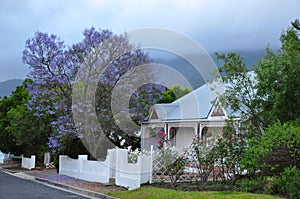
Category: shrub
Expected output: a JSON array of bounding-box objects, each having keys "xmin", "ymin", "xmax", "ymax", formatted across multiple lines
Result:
[
  {"xmin": 242, "ymin": 119, "xmax": 300, "ymax": 175},
  {"xmin": 166, "ymin": 156, "xmax": 187, "ymax": 186},
  {"xmin": 234, "ymin": 177, "xmax": 267, "ymax": 193},
  {"xmin": 127, "ymin": 147, "xmax": 140, "ymax": 163},
  {"xmin": 269, "ymin": 166, "xmax": 300, "ymax": 199}
]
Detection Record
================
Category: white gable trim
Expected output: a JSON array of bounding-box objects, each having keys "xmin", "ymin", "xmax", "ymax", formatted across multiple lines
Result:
[
  {"xmin": 149, "ymin": 109, "xmax": 159, "ymax": 120},
  {"xmin": 207, "ymin": 99, "xmax": 227, "ymax": 120}
]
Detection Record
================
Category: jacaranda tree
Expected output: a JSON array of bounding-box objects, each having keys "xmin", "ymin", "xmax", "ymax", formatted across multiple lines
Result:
[{"xmin": 22, "ymin": 27, "xmax": 163, "ymax": 157}]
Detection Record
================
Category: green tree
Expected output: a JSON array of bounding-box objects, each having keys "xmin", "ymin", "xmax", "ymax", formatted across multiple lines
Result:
[
  {"xmin": 0, "ymin": 96, "xmax": 18, "ymax": 153},
  {"xmin": 158, "ymin": 85, "xmax": 191, "ymax": 103},
  {"xmin": 216, "ymin": 26, "xmax": 300, "ymax": 132},
  {"xmin": 0, "ymin": 79, "xmax": 54, "ymax": 158},
  {"xmin": 255, "ymin": 27, "xmax": 300, "ymax": 125},
  {"xmin": 215, "ymin": 52, "xmax": 263, "ymax": 136},
  {"xmin": 242, "ymin": 119, "xmax": 300, "ymax": 175}
]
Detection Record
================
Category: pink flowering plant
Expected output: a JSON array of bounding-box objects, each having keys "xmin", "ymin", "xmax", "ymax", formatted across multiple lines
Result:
[
  {"xmin": 184, "ymin": 119, "xmax": 247, "ymax": 183},
  {"xmin": 154, "ymin": 147, "xmax": 187, "ymax": 186},
  {"xmin": 150, "ymin": 127, "xmax": 169, "ymax": 149},
  {"xmin": 210, "ymin": 119, "xmax": 247, "ymax": 182},
  {"xmin": 185, "ymin": 132, "xmax": 215, "ymax": 182},
  {"xmin": 157, "ymin": 130, "xmax": 168, "ymax": 149}
]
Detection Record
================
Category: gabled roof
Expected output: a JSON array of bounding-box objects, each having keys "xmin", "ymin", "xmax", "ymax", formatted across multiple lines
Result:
[
  {"xmin": 148, "ymin": 71, "xmax": 256, "ymax": 122},
  {"xmin": 149, "ymin": 82, "xmax": 226, "ymax": 121}
]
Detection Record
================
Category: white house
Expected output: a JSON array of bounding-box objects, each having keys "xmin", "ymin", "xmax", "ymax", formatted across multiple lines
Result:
[{"xmin": 141, "ymin": 82, "xmax": 240, "ymax": 151}]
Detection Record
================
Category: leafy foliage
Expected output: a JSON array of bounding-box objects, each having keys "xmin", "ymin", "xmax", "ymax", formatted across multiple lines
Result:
[
  {"xmin": 242, "ymin": 119, "xmax": 300, "ymax": 174},
  {"xmin": 181, "ymin": 119, "xmax": 247, "ymax": 184},
  {"xmin": 0, "ymin": 79, "xmax": 53, "ymax": 157},
  {"xmin": 255, "ymin": 28, "xmax": 300, "ymax": 125},
  {"xmin": 165, "ymin": 156, "xmax": 187, "ymax": 186},
  {"xmin": 216, "ymin": 26, "xmax": 300, "ymax": 180},
  {"xmin": 158, "ymin": 85, "xmax": 191, "ymax": 103},
  {"xmin": 234, "ymin": 177, "xmax": 268, "ymax": 194},
  {"xmin": 268, "ymin": 166, "xmax": 300, "ymax": 199},
  {"xmin": 215, "ymin": 52, "xmax": 264, "ymax": 135},
  {"xmin": 185, "ymin": 132, "xmax": 215, "ymax": 182},
  {"xmin": 211, "ymin": 120, "xmax": 247, "ymax": 182}
]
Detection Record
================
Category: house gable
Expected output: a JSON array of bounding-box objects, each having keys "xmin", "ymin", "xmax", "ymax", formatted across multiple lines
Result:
[
  {"xmin": 150, "ymin": 110, "xmax": 159, "ymax": 120},
  {"xmin": 211, "ymin": 104, "xmax": 226, "ymax": 117},
  {"xmin": 208, "ymin": 99, "xmax": 227, "ymax": 119}
]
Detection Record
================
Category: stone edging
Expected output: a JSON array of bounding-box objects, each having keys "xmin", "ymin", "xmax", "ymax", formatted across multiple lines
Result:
[{"xmin": 34, "ymin": 177, "xmax": 119, "ymax": 199}]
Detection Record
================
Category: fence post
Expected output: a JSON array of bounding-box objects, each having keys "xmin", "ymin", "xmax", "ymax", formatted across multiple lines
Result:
[
  {"xmin": 30, "ymin": 155, "xmax": 36, "ymax": 170},
  {"xmin": 44, "ymin": 152, "xmax": 50, "ymax": 166},
  {"xmin": 149, "ymin": 145, "xmax": 153, "ymax": 184},
  {"xmin": 78, "ymin": 155, "xmax": 87, "ymax": 179}
]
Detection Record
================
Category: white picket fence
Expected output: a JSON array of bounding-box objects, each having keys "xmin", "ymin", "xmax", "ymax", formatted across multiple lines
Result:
[{"xmin": 60, "ymin": 155, "xmax": 112, "ymax": 183}]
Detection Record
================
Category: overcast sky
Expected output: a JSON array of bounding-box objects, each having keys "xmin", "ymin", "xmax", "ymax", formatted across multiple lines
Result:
[{"xmin": 0, "ymin": 0, "xmax": 299, "ymax": 82}]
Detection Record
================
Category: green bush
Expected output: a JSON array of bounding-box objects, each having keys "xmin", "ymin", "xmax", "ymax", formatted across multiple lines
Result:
[
  {"xmin": 166, "ymin": 156, "xmax": 186, "ymax": 185},
  {"xmin": 269, "ymin": 166, "xmax": 300, "ymax": 199},
  {"xmin": 235, "ymin": 177, "xmax": 267, "ymax": 193},
  {"xmin": 242, "ymin": 119, "xmax": 300, "ymax": 175}
]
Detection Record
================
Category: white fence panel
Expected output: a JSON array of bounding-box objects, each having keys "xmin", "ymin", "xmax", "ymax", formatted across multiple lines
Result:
[
  {"xmin": 59, "ymin": 155, "xmax": 79, "ymax": 178},
  {"xmin": 0, "ymin": 151, "xmax": 9, "ymax": 163},
  {"xmin": 59, "ymin": 153, "xmax": 114, "ymax": 184},
  {"xmin": 115, "ymin": 149, "xmax": 151, "ymax": 190},
  {"xmin": 80, "ymin": 158, "xmax": 111, "ymax": 183},
  {"xmin": 58, "ymin": 149, "xmax": 152, "ymax": 190},
  {"xmin": 21, "ymin": 155, "xmax": 35, "ymax": 170}
]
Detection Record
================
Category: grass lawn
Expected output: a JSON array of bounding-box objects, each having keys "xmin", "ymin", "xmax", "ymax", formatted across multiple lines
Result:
[{"xmin": 108, "ymin": 186, "xmax": 283, "ymax": 199}]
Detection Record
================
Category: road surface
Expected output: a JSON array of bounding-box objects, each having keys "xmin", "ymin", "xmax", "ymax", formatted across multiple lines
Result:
[{"xmin": 0, "ymin": 170, "xmax": 88, "ymax": 199}]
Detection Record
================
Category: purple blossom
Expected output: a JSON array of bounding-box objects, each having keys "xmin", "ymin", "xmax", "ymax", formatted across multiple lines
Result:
[{"xmin": 23, "ymin": 27, "xmax": 163, "ymax": 153}]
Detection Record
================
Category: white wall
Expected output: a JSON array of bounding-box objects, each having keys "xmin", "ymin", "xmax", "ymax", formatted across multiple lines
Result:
[
  {"xmin": 21, "ymin": 155, "xmax": 35, "ymax": 170},
  {"xmin": 59, "ymin": 154, "xmax": 112, "ymax": 184},
  {"xmin": 176, "ymin": 127, "xmax": 195, "ymax": 148},
  {"xmin": 59, "ymin": 149, "xmax": 152, "ymax": 190},
  {"xmin": 141, "ymin": 126, "xmax": 164, "ymax": 151},
  {"xmin": 115, "ymin": 149, "xmax": 151, "ymax": 190},
  {"xmin": 0, "ymin": 151, "xmax": 9, "ymax": 163}
]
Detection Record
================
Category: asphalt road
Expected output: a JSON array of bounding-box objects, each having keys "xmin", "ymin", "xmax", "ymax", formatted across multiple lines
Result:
[{"xmin": 0, "ymin": 170, "xmax": 88, "ymax": 199}]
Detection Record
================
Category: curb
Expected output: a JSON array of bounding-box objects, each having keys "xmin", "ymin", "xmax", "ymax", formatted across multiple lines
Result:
[
  {"xmin": 0, "ymin": 168, "xmax": 119, "ymax": 199},
  {"xmin": 34, "ymin": 177, "xmax": 118, "ymax": 199}
]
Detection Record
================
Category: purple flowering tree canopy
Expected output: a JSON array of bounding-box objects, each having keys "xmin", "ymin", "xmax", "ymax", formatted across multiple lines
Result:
[{"xmin": 22, "ymin": 27, "xmax": 163, "ymax": 157}]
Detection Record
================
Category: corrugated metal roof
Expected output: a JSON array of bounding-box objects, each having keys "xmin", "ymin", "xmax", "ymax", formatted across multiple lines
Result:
[
  {"xmin": 151, "ymin": 83, "xmax": 217, "ymax": 121},
  {"xmin": 149, "ymin": 72, "xmax": 256, "ymax": 121}
]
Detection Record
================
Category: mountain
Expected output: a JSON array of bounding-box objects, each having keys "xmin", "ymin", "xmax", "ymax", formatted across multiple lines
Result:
[
  {"xmin": 0, "ymin": 51, "xmax": 264, "ymax": 97},
  {"xmin": 149, "ymin": 49, "xmax": 264, "ymax": 89},
  {"xmin": 0, "ymin": 79, "xmax": 23, "ymax": 97}
]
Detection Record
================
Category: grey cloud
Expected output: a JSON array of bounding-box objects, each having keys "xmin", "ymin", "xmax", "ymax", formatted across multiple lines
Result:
[{"xmin": 0, "ymin": 0, "xmax": 299, "ymax": 81}]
